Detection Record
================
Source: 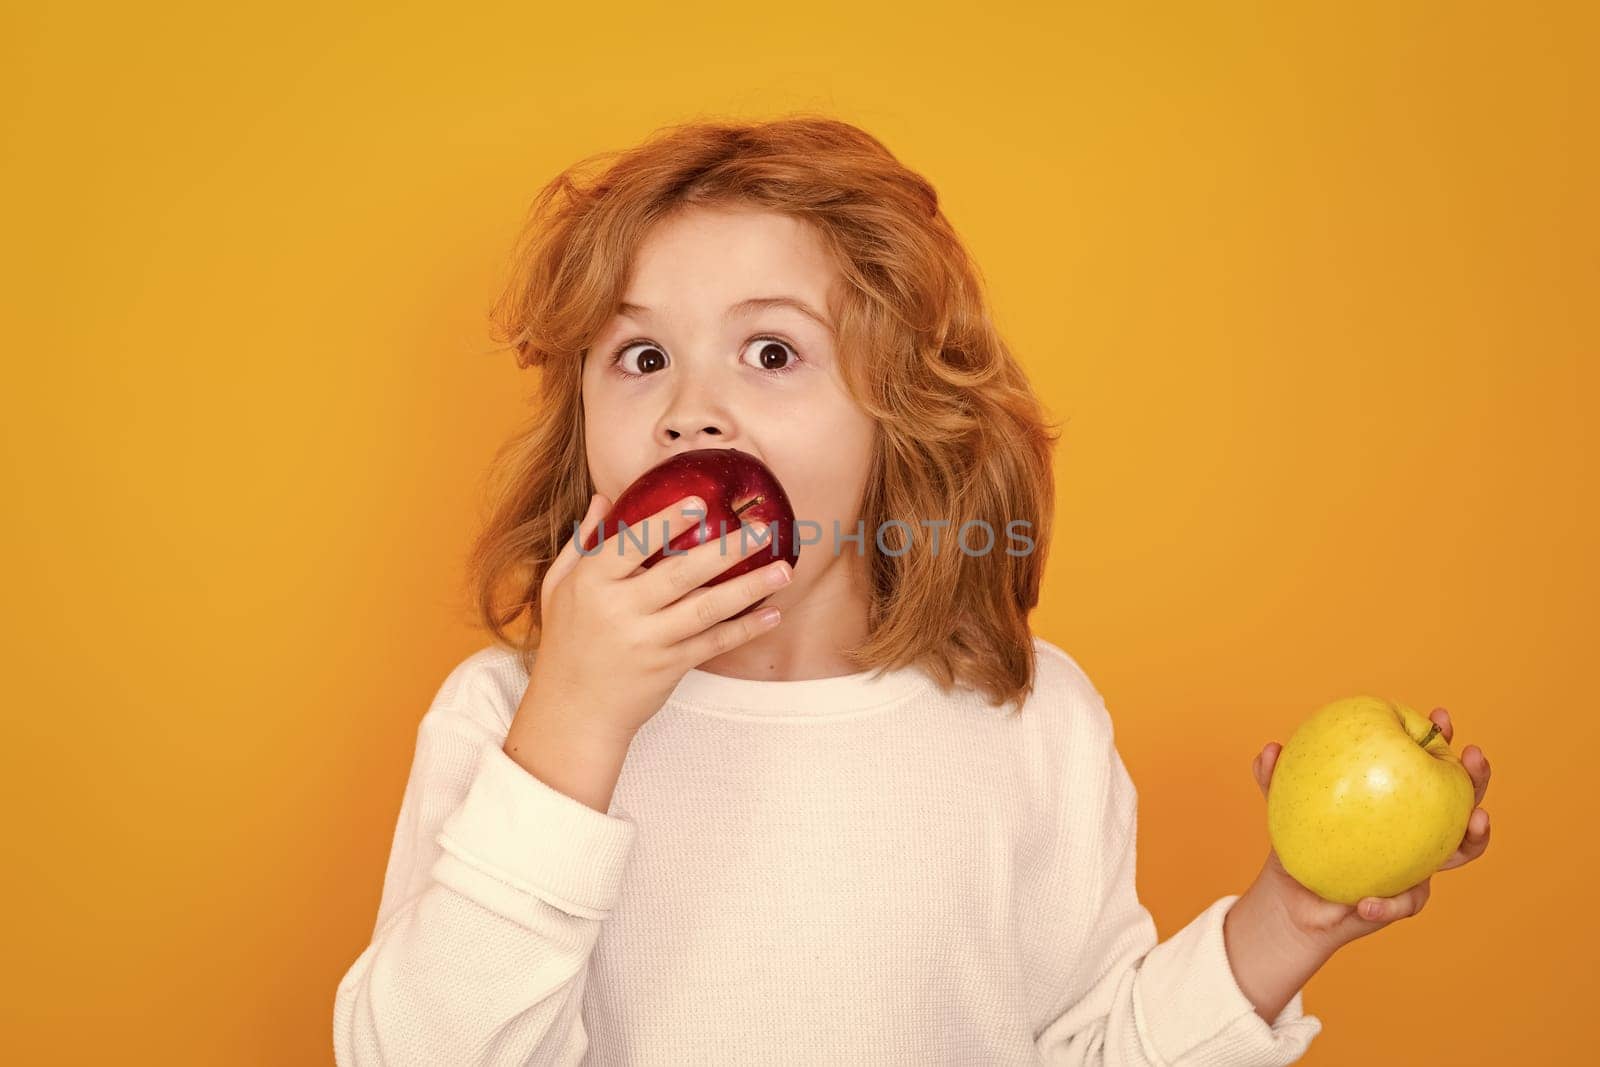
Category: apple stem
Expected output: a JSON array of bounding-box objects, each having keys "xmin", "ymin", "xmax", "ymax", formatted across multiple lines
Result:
[
  {"xmin": 733, "ymin": 496, "xmax": 765, "ymax": 519},
  {"xmin": 1414, "ymin": 721, "xmax": 1442, "ymax": 749}
]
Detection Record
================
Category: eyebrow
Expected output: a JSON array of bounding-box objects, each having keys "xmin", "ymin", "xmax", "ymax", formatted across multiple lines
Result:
[{"xmin": 617, "ymin": 295, "xmax": 833, "ymax": 333}]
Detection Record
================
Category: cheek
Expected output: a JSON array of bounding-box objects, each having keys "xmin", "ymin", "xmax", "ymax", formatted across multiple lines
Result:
[
  {"xmin": 775, "ymin": 371, "xmax": 873, "ymax": 445},
  {"xmin": 582, "ymin": 392, "xmax": 636, "ymax": 500},
  {"xmin": 771, "ymin": 407, "xmax": 876, "ymax": 529}
]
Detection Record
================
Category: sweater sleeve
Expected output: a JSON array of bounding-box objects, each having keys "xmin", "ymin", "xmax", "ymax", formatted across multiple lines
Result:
[
  {"xmin": 1033, "ymin": 689, "xmax": 1324, "ymax": 1065},
  {"xmin": 333, "ymin": 652, "xmax": 638, "ymax": 1067}
]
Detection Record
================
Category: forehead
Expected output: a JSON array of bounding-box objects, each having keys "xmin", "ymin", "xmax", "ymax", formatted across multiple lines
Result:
[{"xmin": 621, "ymin": 205, "xmax": 838, "ymax": 317}]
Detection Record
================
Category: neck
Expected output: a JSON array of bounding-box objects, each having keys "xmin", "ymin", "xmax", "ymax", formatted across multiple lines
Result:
[{"xmin": 693, "ymin": 549, "xmax": 870, "ymax": 681}]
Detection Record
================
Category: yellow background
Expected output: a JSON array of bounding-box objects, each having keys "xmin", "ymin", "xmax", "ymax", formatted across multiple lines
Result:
[{"xmin": 3, "ymin": 1, "xmax": 1592, "ymax": 1062}]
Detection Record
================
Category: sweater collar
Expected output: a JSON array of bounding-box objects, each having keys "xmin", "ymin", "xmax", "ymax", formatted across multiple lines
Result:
[{"xmin": 664, "ymin": 658, "xmax": 936, "ymax": 717}]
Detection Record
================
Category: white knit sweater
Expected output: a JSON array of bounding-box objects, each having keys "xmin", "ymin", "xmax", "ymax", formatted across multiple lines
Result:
[{"xmin": 333, "ymin": 635, "xmax": 1323, "ymax": 1065}]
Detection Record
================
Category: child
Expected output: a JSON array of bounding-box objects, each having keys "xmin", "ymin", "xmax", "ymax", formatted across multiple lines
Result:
[{"xmin": 334, "ymin": 116, "xmax": 1493, "ymax": 1065}]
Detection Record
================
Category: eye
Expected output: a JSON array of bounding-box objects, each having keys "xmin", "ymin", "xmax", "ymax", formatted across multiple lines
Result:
[
  {"xmin": 741, "ymin": 335, "xmax": 801, "ymax": 375},
  {"xmin": 611, "ymin": 340, "xmax": 669, "ymax": 376}
]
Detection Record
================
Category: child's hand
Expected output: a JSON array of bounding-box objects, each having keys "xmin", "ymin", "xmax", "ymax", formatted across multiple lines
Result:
[
  {"xmin": 1251, "ymin": 706, "xmax": 1493, "ymax": 951},
  {"xmin": 519, "ymin": 492, "xmax": 790, "ymax": 744}
]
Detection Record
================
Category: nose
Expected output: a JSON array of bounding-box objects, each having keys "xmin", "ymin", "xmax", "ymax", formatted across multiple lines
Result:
[
  {"xmin": 658, "ymin": 372, "xmax": 732, "ymax": 446},
  {"xmin": 664, "ymin": 417, "xmax": 725, "ymax": 444}
]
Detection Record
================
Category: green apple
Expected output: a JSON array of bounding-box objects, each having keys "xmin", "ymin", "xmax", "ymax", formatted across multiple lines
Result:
[{"xmin": 1266, "ymin": 695, "xmax": 1475, "ymax": 905}]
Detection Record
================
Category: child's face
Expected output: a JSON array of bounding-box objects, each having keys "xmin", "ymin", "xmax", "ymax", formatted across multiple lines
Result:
[{"xmin": 582, "ymin": 203, "xmax": 876, "ymax": 595}]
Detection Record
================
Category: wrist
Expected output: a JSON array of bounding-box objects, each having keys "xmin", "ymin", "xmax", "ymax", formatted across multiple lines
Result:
[
  {"xmin": 1223, "ymin": 873, "xmax": 1339, "ymax": 1025},
  {"xmin": 505, "ymin": 698, "xmax": 635, "ymax": 815},
  {"xmin": 1245, "ymin": 863, "xmax": 1345, "ymax": 960}
]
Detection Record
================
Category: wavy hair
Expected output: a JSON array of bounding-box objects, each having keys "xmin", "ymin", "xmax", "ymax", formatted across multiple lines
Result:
[{"xmin": 464, "ymin": 114, "xmax": 1063, "ymax": 714}]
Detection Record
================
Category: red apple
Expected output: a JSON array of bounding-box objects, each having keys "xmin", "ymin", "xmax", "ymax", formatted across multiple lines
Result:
[{"xmin": 582, "ymin": 447, "xmax": 799, "ymax": 618}]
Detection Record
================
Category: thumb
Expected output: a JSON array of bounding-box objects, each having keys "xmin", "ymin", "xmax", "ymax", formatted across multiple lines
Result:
[
  {"xmin": 544, "ymin": 493, "xmax": 609, "ymax": 593},
  {"xmin": 1253, "ymin": 742, "xmax": 1281, "ymax": 798}
]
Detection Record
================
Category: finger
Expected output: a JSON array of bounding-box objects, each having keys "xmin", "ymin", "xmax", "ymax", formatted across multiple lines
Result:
[
  {"xmin": 588, "ymin": 494, "xmax": 709, "ymax": 580},
  {"xmin": 1438, "ymin": 807, "xmax": 1491, "ymax": 870},
  {"xmin": 1357, "ymin": 877, "xmax": 1431, "ymax": 923},
  {"xmin": 1463, "ymin": 744, "xmax": 1491, "ymax": 806},
  {"xmin": 636, "ymin": 518, "xmax": 778, "ymax": 611},
  {"xmin": 669, "ymin": 598, "xmax": 784, "ymax": 667},
  {"xmin": 1257, "ymin": 742, "xmax": 1281, "ymax": 791},
  {"xmin": 656, "ymin": 556, "xmax": 793, "ymax": 645},
  {"xmin": 1429, "ymin": 707, "xmax": 1453, "ymax": 744},
  {"xmin": 544, "ymin": 493, "xmax": 607, "ymax": 595}
]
